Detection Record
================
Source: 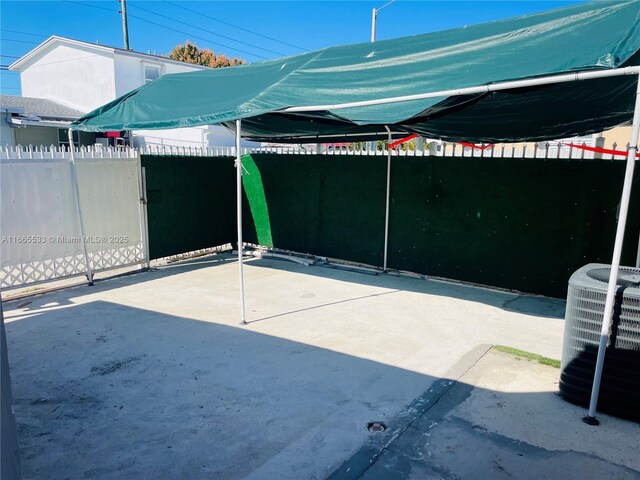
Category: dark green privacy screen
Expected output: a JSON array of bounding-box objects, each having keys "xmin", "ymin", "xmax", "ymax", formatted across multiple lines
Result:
[
  {"xmin": 241, "ymin": 154, "xmax": 387, "ymax": 264},
  {"xmin": 242, "ymin": 154, "xmax": 640, "ymax": 298},
  {"xmin": 141, "ymin": 155, "xmax": 236, "ymax": 259},
  {"xmin": 141, "ymin": 153, "xmax": 639, "ymax": 298}
]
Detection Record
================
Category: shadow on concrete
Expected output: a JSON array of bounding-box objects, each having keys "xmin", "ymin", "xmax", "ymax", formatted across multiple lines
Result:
[
  {"xmin": 240, "ymin": 255, "xmax": 567, "ymax": 320},
  {"xmin": 2, "ymin": 253, "xmax": 566, "ymax": 324},
  {"xmin": 1, "ymin": 255, "xmax": 236, "ymax": 320},
  {"xmin": 245, "ymin": 289, "xmax": 402, "ymax": 325},
  {"xmin": 6, "ymin": 300, "xmax": 436, "ymax": 479},
  {"xmin": 4, "ymin": 299, "xmax": 633, "ymax": 480}
]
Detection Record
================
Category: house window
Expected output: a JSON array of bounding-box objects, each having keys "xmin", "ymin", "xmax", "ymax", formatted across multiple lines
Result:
[
  {"xmin": 144, "ymin": 64, "xmax": 161, "ymax": 84},
  {"xmin": 58, "ymin": 129, "xmax": 79, "ymax": 147},
  {"xmin": 57, "ymin": 129, "xmax": 99, "ymax": 147}
]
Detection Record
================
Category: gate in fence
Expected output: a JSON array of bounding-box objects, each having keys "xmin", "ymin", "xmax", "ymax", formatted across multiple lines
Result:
[{"xmin": 0, "ymin": 147, "xmax": 149, "ymax": 289}]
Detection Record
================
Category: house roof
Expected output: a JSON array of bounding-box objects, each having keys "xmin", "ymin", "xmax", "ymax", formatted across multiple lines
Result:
[
  {"xmin": 9, "ymin": 36, "xmax": 210, "ymax": 71},
  {"xmin": 1, "ymin": 95, "xmax": 85, "ymax": 120}
]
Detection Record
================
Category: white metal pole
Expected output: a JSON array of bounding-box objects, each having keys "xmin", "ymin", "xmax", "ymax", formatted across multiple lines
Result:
[
  {"xmin": 283, "ymin": 66, "xmax": 640, "ymax": 114},
  {"xmin": 371, "ymin": 8, "xmax": 377, "ymax": 42},
  {"xmin": 383, "ymin": 126, "xmax": 392, "ymax": 271},
  {"xmin": 585, "ymin": 73, "xmax": 640, "ymax": 425},
  {"xmin": 236, "ymin": 119, "xmax": 247, "ymax": 325},
  {"xmin": 68, "ymin": 129, "xmax": 94, "ymax": 285}
]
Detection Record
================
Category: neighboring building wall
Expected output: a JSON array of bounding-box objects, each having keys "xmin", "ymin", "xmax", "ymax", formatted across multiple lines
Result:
[
  {"xmin": 133, "ymin": 125, "xmax": 261, "ymax": 149},
  {"xmin": 15, "ymin": 39, "xmax": 255, "ymax": 149},
  {"xmin": 20, "ymin": 43, "xmax": 116, "ymax": 112},
  {"xmin": 14, "ymin": 126, "xmax": 58, "ymax": 146},
  {"xmin": 1, "ymin": 113, "xmax": 15, "ymax": 146},
  {"xmin": 113, "ymin": 54, "xmax": 147, "ymax": 97},
  {"xmin": 207, "ymin": 125, "xmax": 261, "ymax": 148},
  {"xmin": 113, "ymin": 53, "xmax": 204, "ymax": 97},
  {"xmin": 132, "ymin": 126, "xmax": 209, "ymax": 148},
  {"xmin": 114, "ymin": 54, "xmax": 248, "ymax": 149},
  {"xmin": 12, "ymin": 127, "xmax": 95, "ymax": 148},
  {"xmin": 602, "ymin": 125, "xmax": 632, "ymax": 148}
]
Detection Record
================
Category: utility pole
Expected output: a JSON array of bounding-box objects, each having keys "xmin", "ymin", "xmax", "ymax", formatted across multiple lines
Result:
[
  {"xmin": 371, "ymin": 0, "xmax": 397, "ymax": 42},
  {"xmin": 119, "ymin": 0, "xmax": 130, "ymax": 50},
  {"xmin": 371, "ymin": 8, "xmax": 378, "ymax": 42}
]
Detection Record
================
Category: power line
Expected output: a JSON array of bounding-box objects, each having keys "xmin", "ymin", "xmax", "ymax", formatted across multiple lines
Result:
[
  {"xmin": 163, "ymin": 1, "xmax": 306, "ymax": 52},
  {"xmin": 128, "ymin": 2, "xmax": 285, "ymax": 57},
  {"xmin": 127, "ymin": 12, "xmax": 268, "ymax": 60},
  {"xmin": 62, "ymin": 0, "xmax": 113, "ymax": 13},
  {"xmin": 0, "ymin": 28, "xmax": 48, "ymax": 38},
  {"xmin": 1, "ymin": 38, "xmax": 40, "ymax": 45},
  {"xmin": 0, "ymin": 55, "xmax": 21, "ymax": 59},
  {"xmin": 64, "ymin": 0, "xmax": 268, "ymax": 60}
]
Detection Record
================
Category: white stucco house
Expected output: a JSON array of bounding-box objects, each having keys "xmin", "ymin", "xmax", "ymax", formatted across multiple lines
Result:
[{"xmin": 6, "ymin": 36, "xmax": 258, "ymax": 149}]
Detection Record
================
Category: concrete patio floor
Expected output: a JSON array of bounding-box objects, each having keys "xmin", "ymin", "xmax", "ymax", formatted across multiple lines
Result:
[
  {"xmin": 4, "ymin": 253, "xmax": 635, "ymax": 479},
  {"xmin": 340, "ymin": 349, "xmax": 640, "ymax": 479}
]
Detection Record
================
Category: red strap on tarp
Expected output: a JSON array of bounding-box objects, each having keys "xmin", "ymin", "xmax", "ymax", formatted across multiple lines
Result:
[
  {"xmin": 389, "ymin": 133, "xmax": 418, "ymax": 148},
  {"xmin": 458, "ymin": 142, "xmax": 494, "ymax": 150},
  {"xmin": 564, "ymin": 143, "xmax": 640, "ymax": 158}
]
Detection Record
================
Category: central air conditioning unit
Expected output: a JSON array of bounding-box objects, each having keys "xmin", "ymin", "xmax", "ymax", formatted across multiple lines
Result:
[{"xmin": 560, "ymin": 263, "xmax": 640, "ymax": 422}]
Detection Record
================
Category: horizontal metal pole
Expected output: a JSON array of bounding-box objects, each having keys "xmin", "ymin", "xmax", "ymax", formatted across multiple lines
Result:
[
  {"xmin": 282, "ymin": 66, "xmax": 640, "ymax": 113},
  {"xmin": 248, "ymin": 131, "xmax": 407, "ymax": 141}
]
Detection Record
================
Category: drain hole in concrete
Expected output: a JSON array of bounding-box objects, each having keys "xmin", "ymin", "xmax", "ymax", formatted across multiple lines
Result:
[{"xmin": 367, "ymin": 422, "xmax": 387, "ymax": 432}]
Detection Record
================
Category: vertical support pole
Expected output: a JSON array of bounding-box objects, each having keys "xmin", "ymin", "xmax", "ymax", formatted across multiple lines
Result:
[
  {"xmin": 236, "ymin": 120, "xmax": 247, "ymax": 325},
  {"xmin": 636, "ymin": 232, "xmax": 640, "ymax": 268},
  {"xmin": 585, "ymin": 74, "xmax": 640, "ymax": 425},
  {"xmin": 68, "ymin": 129, "xmax": 94, "ymax": 286},
  {"xmin": 383, "ymin": 126, "xmax": 392, "ymax": 272},
  {"xmin": 139, "ymin": 160, "xmax": 151, "ymax": 270}
]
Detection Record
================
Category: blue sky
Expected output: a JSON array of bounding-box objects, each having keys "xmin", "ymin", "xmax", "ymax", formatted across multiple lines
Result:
[{"xmin": 1, "ymin": 0, "xmax": 586, "ymax": 96}]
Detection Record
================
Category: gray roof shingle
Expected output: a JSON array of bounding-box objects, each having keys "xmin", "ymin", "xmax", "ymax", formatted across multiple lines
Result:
[{"xmin": 0, "ymin": 95, "xmax": 84, "ymax": 120}]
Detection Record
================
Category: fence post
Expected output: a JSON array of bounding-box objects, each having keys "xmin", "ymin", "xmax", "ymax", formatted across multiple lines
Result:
[
  {"xmin": 68, "ymin": 129, "xmax": 94, "ymax": 286},
  {"xmin": 139, "ymin": 158, "xmax": 151, "ymax": 270},
  {"xmin": 593, "ymin": 136, "xmax": 605, "ymax": 159}
]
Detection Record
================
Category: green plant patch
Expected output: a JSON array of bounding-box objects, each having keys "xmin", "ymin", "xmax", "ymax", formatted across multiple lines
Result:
[{"xmin": 494, "ymin": 345, "xmax": 560, "ymax": 369}]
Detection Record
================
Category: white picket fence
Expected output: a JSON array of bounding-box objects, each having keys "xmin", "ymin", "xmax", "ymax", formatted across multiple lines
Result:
[
  {"xmin": 0, "ymin": 145, "xmax": 139, "ymax": 159},
  {"xmin": 0, "ymin": 140, "xmax": 631, "ymax": 289},
  {"xmin": 1, "ymin": 140, "xmax": 631, "ymax": 160}
]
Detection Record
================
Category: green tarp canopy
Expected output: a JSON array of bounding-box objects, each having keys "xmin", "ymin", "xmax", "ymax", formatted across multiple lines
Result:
[{"xmin": 73, "ymin": 0, "xmax": 640, "ymax": 143}]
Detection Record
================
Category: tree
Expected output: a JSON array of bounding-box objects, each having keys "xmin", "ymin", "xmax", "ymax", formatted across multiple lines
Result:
[{"xmin": 169, "ymin": 41, "xmax": 245, "ymax": 68}]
